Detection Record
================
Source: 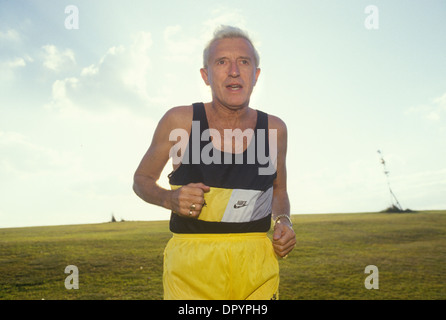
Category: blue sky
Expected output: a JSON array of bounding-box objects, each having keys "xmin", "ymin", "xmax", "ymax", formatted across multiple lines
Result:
[{"xmin": 1, "ymin": 0, "xmax": 445, "ymax": 228}]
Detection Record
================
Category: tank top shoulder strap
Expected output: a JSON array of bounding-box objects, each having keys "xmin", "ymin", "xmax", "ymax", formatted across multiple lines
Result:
[
  {"xmin": 254, "ymin": 109, "xmax": 271, "ymax": 157},
  {"xmin": 192, "ymin": 102, "xmax": 209, "ymax": 130},
  {"xmin": 255, "ymin": 109, "xmax": 269, "ymax": 131}
]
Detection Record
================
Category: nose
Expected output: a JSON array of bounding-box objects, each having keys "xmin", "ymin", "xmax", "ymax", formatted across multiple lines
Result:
[{"xmin": 229, "ymin": 61, "xmax": 240, "ymax": 77}]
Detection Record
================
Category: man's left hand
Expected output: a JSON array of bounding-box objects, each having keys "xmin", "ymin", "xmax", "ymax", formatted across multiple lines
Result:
[{"xmin": 272, "ymin": 222, "xmax": 296, "ymax": 258}]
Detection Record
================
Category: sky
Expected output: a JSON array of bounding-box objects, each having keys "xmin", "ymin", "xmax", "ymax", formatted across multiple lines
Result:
[{"xmin": 1, "ymin": 0, "xmax": 445, "ymax": 228}]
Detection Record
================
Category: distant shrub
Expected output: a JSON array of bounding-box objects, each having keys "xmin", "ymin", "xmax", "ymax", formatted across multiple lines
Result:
[{"xmin": 381, "ymin": 205, "xmax": 415, "ymax": 213}]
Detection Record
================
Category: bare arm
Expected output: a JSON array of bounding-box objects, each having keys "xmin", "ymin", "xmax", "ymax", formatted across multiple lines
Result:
[
  {"xmin": 269, "ymin": 115, "xmax": 296, "ymax": 257},
  {"xmin": 133, "ymin": 106, "xmax": 209, "ymax": 217}
]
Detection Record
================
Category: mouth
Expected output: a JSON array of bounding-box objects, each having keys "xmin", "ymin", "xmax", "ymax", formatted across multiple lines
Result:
[{"xmin": 226, "ymin": 83, "xmax": 243, "ymax": 91}]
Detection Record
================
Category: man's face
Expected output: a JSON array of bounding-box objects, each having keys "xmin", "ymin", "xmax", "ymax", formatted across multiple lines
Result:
[{"xmin": 200, "ymin": 37, "xmax": 260, "ymax": 109}]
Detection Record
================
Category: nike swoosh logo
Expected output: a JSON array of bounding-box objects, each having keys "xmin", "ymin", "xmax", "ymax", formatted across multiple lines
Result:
[{"xmin": 233, "ymin": 201, "xmax": 248, "ymax": 209}]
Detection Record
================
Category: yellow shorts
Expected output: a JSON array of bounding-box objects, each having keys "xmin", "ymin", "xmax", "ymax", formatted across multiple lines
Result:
[{"xmin": 163, "ymin": 232, "xmax": 279, "ymax": 300}]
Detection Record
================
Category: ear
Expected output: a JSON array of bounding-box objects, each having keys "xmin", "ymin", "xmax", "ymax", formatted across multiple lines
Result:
[
  {"xmin": 200, "ymin": 68, "xmax": 210, "ymax": 86},
  {"xmin": 253, "ymin": 68, "xmax": 261, "ymax": 86}
]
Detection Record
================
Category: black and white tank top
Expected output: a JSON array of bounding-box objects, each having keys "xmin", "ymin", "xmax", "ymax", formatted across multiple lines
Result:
[{"xmin": 168, "ymin": 102, "xmax": 277, "ymax": 233}]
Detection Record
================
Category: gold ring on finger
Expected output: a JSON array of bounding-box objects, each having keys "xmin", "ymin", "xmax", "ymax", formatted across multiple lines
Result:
[
  {"xmin": 190, "ymin": 204, "xmax": 196, "ymax": 210},
  {"xmin": 188, "ymin": 210, "xmax": 193, "ymax": 216}
]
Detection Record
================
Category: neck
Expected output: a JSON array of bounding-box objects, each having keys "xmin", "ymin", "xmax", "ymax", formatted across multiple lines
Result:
[
  {"xmin": 210, "ymin": 99, "xmax": 251, "ymax": 121},
  {"xmin": 206, "ymin": 99, "xmax": 256, "ymax": 132}
]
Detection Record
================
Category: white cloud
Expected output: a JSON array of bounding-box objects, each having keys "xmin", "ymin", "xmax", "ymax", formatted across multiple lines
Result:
[
  {"xmin": 433, "ymin": 93, "xmax": 446, "ymax": 111},
  {"xmin": 5, "ymin": 57, "xmax": 26, "ymax": 68},
  {"xmin": 80, "ymin": 64, "xmax": 99, "ymax": 76},
  {"xmin": 44, "ymin": 13, "xmax": 262, "ymax": 115},
  {"xmin": 0, "ymin": 106, "xmax": 162, "ymax": 227},
  {"xmin": 122, "ymin": 31, "xmax": 153, "ymax": 100},
  {"xmin": 45, "ymin": 31, "xmax": 164, "ymax": 113},
  {"xmin": 164, "ymin": 25, "xmax": 181, "ymax": 39},
  {"xmin": 0, "ymin": 28, "xmax": 21, "ymax": 42},
  {"xmin": 162, "ymin": 8, "xmax": 253, "ymax": 66},
  {"xmin": 425, "ymin": 111, "xmax": 440, "ymax": 121},
  {"xmin": 45, "ymin": 77, "xmax": 79, "ymax": 111},
  {"xmin": 0, "ymin": 55, "xmax": 33, "ymax": 83},
  {"xmin": 202, "ymin": 7, "xmax": 248, "ymax": 38},
  {"xmin": 42, "ymin": 45, "xmax": 75, "ymax": 72},
  {"xmin": 0, "ymin": 130, "xmax": 79, "ymax": 179},
  {"xmin": 163, "ymin": 25, "xmax": 201, "ymax": 63},
  {"xmin": 406, "ymin": 92, "xmax": 446, "ymax": 126}
]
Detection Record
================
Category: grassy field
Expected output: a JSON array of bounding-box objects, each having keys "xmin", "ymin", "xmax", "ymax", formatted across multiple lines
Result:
[{"xmin": 0, "ymin": 211, "xmax": 445, "ymax": 300}]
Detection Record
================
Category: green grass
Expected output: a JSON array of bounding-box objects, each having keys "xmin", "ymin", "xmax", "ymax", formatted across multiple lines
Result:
[{"xmin": 1, "ymin": 211, "xmax": 445, "ymax": 300}]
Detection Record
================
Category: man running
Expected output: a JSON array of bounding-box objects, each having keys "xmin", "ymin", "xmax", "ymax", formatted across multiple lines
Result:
[{"xmin": 133, "ymin": 25, "xmax": 296, "ymax": 300}]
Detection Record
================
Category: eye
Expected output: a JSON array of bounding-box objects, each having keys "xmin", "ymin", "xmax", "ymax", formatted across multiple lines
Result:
[
  {"xmin": 217, "ymin": 60, "xmax": 226, "ymax": 65},
  {"xmin": 240, "ymin": 59, "xmax": 249, "ymax": 65}
]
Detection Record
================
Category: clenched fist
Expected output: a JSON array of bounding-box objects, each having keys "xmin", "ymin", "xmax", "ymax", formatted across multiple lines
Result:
[{"xmin": 170, "ymin": 183, "xmax": 210, "ymax": 218}]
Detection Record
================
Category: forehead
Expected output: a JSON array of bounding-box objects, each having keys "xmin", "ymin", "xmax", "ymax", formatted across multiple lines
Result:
[{"xmin": 208, "ymin": 37, "xmax": 255, "ymax": 60}]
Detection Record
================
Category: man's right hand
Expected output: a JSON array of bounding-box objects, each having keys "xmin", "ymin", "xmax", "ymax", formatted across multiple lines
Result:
[{"xmin": 170, "ymin": 183, "xmax": 210, "ymax": 218}]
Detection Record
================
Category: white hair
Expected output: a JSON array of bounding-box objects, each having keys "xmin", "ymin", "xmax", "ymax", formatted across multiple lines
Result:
[{"xmin": 202, "ymin": 25, "xmax": 260, "ymax": 68}]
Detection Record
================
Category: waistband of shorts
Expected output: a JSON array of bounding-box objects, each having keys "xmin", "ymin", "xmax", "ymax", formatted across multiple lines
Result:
[{"xmin": 171, "ymin": 232, "xmax": 268, "ymax": 240}]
